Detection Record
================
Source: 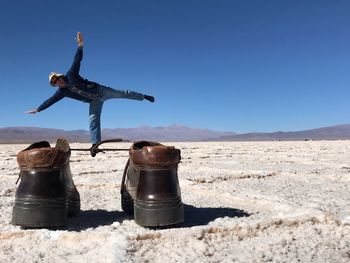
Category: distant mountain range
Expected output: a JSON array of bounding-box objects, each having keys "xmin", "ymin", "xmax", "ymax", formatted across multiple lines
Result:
[
  {"xmin": 214, "ymin": 124, "xmax": 350, "ymax": 141},
  {"xmin": 0, "ymin": 125, "xmax": 235, "ymax": 143},
  {"xmin": 1, "ymin": 124, "xmax": 350, "ymax": 143}
]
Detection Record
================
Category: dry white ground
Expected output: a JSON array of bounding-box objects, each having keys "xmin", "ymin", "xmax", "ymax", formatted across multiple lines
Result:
[{"xmin": 0, "ymin": 141, "xmax": 350, "ymax": 263}]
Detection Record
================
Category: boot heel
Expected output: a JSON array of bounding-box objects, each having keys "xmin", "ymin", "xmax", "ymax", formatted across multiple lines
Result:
[
  {"xmin": 67, "ymin": 199, "xmax": 80, "ymax": 217},
  {"xmin": 66, "ymin": 187, "xmax": 81, "ymax": 217},
  {"xmin": 134, "ymin": 198, "xmax": 184, "ymax": 227},
  {"xmin": 12, "ymin": 197, "xmax": 67, "ymax": 228}
]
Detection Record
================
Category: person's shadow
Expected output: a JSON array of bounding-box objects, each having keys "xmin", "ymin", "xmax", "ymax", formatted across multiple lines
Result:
[{"xmin": 66, "ymin": 204, "xmax": 250, "ymax": 231}]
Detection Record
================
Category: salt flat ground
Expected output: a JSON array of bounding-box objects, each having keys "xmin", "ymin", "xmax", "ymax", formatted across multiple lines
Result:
[{"xmin": 0, "ymin": 141, "xmax": 350, "ymax": 263}]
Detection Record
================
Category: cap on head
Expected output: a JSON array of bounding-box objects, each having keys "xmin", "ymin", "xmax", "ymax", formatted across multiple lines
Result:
[{"xmin": 49, "ymin": 72, "xmax": 64, "ymax": 86}]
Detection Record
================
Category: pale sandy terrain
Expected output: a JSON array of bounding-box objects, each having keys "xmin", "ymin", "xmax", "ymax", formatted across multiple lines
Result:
[{"xmin": 1, "ymin": 141, "xmax": 350, "ymax": 262}]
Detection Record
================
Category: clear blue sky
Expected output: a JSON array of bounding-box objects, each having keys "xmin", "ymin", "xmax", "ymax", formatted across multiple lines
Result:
[{"xmin": 1, "ymin": 0, "xmax": 350, "ymax": 133}]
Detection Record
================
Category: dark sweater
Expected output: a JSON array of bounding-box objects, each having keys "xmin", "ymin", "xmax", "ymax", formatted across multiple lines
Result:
[{"xmin": 37, "ymin": 47, "xmax": 100, "ymax": 112}]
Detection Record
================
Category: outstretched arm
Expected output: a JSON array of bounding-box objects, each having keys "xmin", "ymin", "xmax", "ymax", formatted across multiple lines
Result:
[
  {"xmin": 67, "ymin": 32, "xmax": 84, "ymax": 76},
  {"xmin": 24, "ymin": 90, "xmax": 65, "ymax": 115}
]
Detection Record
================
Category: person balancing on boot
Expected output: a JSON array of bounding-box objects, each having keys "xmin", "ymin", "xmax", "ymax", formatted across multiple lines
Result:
[{"xmin": 25, "ymin": 32, "xmax": 155, "ymax": 151}]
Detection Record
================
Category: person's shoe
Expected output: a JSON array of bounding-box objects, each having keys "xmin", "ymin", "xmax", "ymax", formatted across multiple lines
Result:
[
  {"xmin": 121, "ymin": 141, "xmax": 184, "ymax": 227},
  {"xmin": 12, "ymin": 139, "xmax": 80, "ymax": 228},
  {"xmin": 90, "ymin": 144, "xmax": 102, "ymax": 157},
  {"xmin": 144, "ymin": 95, "xmax": 155, "ymax": 103}
]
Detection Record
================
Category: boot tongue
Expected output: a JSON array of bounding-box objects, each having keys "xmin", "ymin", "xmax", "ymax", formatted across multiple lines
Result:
[
  {"xmin": 132, "ymin": 141, "xmax": 163, "ymax": 150},
  {"xmin": 55, "ymin": 138, "xmax": 70, "ymax": 152}
]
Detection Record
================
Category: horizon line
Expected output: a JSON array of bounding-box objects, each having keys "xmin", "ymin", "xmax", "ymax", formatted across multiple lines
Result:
[{"xmin": 1, "ymin": 123, "xmax": 350, "ymax": 134}]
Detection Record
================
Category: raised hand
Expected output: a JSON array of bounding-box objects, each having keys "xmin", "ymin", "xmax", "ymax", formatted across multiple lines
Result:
[{"xmin": 76, "ymin": 32, "xmax": 84, "ymax": 47}]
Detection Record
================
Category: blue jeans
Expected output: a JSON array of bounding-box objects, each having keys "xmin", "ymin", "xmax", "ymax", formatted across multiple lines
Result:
[{"xmin": 89, "ymin": 85, "xmax": 145, "ymax": 144}]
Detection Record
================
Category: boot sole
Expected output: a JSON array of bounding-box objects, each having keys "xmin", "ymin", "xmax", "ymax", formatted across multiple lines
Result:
[
  {"xmin": 12, "ymin": 197, "xmax": 67, "ymax": 228},
  {"xmin": 134, "ymin": 197, "xmax": 184, "ymax": 227}
]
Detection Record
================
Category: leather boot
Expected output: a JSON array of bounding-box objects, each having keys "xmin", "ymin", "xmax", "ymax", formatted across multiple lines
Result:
[
  {"xmin": 12, "ymin": 139, "xmax": 80, "ymax": 228},
  {"xmin": 121, "ymin": 141, "xmax": 184, "ymax": 227}
]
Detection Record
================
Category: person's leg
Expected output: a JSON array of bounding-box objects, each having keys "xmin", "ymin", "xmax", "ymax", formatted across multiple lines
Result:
[
  {"xmin": 89, "ymin": 100, "xmax": 104, "ymax": 144},
  {"xmin": 99, "ymin": 85, "xmax": 145, "ymax": 102}
]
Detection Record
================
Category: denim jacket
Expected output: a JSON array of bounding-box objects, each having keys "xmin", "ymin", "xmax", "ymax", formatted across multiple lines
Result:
[{"xmin": 37, "ymin": 47, "xmax": 100, "ymax": 112}]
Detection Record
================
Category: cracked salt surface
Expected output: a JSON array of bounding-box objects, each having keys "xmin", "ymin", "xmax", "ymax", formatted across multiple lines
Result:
[{"xmin": 1, "ymin": 141, "xmax": 350, "ymax": 262}]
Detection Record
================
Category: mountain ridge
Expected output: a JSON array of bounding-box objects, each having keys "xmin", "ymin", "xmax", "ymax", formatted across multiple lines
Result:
[
  {"xmin": 214, "ymin": 124, "xmax": 350, "ymax": 141},
  {"xmin": 1, "ymin": 124, "xmax": 350, "ymax": 143}
]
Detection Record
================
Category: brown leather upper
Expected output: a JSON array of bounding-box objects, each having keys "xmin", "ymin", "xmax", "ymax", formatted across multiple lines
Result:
[
  {"xmin": 17, "ymin": 146, "xmax": 70, "ymax": 170},
  {"xmin": 130, "ymin": 141, "xmax": 181, "ymax": 167}
]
